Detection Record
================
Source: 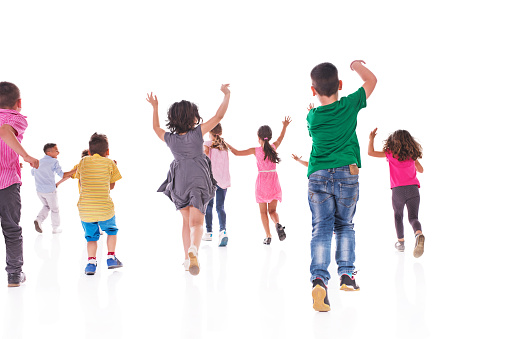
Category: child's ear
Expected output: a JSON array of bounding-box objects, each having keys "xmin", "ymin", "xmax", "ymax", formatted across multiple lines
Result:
[
  {"xmin": 106, "ymin": 149, "xmax": 110, "ymax": 156},
  {"xmin": 338, "ymin": 80, "xmax": 343, "ymax": 91},
  {"xmin": 15, "ymin": 98, "xmax": 22, "ymax": 112},
  {"xmin": 311, "ymin": 86, "xmax": 317, "ymax": 96}
]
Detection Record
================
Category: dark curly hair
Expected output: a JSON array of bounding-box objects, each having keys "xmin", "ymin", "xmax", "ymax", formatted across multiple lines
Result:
[
  {"xmin": 383, "ymin": 130, "xmax": 422, "ymax": 161},
  {"xmin": 257, "ymin": 125, "xmax": 280, "ymax": 164},
  {"xmin": 166, "ymin": 100, "xmax": 202, "ymax": 134}
]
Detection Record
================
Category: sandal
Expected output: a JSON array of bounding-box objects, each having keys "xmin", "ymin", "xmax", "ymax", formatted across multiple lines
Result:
[
  {"xmin": 263, "ymin": 237, "xmax": 271, "ymax": 245},
  {"xmin": 275, "ymin": 223, "xmax": 286, "ymax": 241}
]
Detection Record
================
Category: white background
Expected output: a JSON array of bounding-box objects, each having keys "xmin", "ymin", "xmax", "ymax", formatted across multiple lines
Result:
[{"xmin": 1, "ymin": 0, "xmax": 506, "ymax": 338}]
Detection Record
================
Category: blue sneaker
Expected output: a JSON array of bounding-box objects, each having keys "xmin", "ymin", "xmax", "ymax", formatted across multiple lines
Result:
[
  {"xmin": 85, "ymin": 263, "xmax": 97, "ymax": 275},
  {"xmin": 218, "ymin": 230, "xmax": 228, "ymax": 247},
  {"xmin": 107, "ymin": 256, "xmax": 123, "ymax": 269}
]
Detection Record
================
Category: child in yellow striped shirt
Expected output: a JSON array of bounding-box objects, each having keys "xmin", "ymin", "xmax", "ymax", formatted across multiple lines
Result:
[{"xmin": 76, "ymin": 133, "xmax": 123, "ymax": 275}]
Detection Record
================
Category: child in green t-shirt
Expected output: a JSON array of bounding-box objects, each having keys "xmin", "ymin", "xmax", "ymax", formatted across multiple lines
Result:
[{"xmin": 305, "ymin": 60, "xmax": 377, "ymax": 312}]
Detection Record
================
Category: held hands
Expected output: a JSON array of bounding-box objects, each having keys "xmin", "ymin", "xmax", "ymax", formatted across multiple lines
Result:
[
  {"xmin": 282, "ymin": 116, "xmax": 292, "ymax": 128},
  {"xmin": 350, "ymin": 60, "xmax": 366, "ymax": 71},
  {"xmin": 307, "ymin": 103, "xmax": 314, "ymax": 112},
  {"xmin": 23, "ymin": 155, "xmax": 39, "ymax": 169},
  {"xmin": 369, "ymin": 127, "xmax": 378, "ymax": 140},
  {"xmin": 146, "ymin": 92, "xmax": 158, "ymax": 108},
  {"xmin": 220, "ymin": 84, "xmax": 230, "ymax": 95}
]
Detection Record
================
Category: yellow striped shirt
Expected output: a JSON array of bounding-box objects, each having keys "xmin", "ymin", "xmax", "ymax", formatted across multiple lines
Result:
[{"xmin": 76, "ymin": 154, "xmax": 122, "ymax": 222}]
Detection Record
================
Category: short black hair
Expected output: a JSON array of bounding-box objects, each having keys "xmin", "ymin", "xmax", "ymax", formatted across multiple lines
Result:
[
  {"xmin": 0, "ymin": 82, "xmax": 20, "ymax": 109},
  {"xmin": 310, "ymin": 62, "xmax": 339, "ymax": 97},
  {"xmin": 89, "ymin": 133, "xmax": 109, "ymax": 156},
  {"xmin": 81, "ymin": 149, "xmax": 90, "ymax": 158},
  {"xmin": 43, "ymin": 143, "xmax": 57, "ymax": 154},
  {"xmin": 166, "ymin": 100, "xmax": 202, "ymax": 134}
]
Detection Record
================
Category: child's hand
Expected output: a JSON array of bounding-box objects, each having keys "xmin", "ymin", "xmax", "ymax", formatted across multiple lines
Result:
[
  {"xmin": 292, "ymin": 154, "xmax": 302, "ymax": 161},
  {"xmin": 146, "ymin": 92, "xmax": 158, "ymax": 107},
  {"xmin": 23, "ymin": 155, "xmax": 39, "ymax": 169},
  {"xmin": 220, "ymin": 84, "xmax": 230, "ymax": 95},
  {"xmin": 307, "ymin": 103, "xmax": 314, "ymax": 112},
  {"xmin": 282, "ymin": 116, "xmax": 292, "ymax": 127},
  {"xmin": 350, "ymin": 60, "xmax": 366, "ymax": 71},
  {"xmin": 369, "ymin": 128, "xmax": 378, "ymax": 140}
]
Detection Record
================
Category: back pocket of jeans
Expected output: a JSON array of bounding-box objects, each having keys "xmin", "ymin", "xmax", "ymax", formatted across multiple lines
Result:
[
  {"xmin": 308, "ymin": 180, "xmax": 330, "ymax": 204},
  {"xmin": 338, "ymin": 182, "xmax": 359, "ymax": 207}
]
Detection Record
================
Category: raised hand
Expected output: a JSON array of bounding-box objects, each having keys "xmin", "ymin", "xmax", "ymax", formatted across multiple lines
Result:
[
  {"xmin": 307, "ymin": 103, "xmax": 315, "ymax": 112},
  {"xmin": 220, "ymin": 84, "xmax": 230, "ymax": 95},
  {"xmin": 369, "ymin": 128, "xmax": 378, "ymax": 140},
  {"xmin": 350, "ymin": 60, "xmax": 366, "ymax": 71},
  {"xmin": 146, "ymin": 92, "xmax": 158, "ymax": 108},
  {"xmin": 292, "ymin": 154, "xmax": 301, "ymax": 161},
  {"xmin": 282, "ymin": 116, "xmax": 292, "ymax": 128}
]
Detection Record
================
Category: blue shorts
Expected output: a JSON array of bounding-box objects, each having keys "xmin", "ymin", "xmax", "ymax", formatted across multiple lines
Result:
[{"xmin": 81, "ymin": 215, "xmax": 118, "ymax": 242}]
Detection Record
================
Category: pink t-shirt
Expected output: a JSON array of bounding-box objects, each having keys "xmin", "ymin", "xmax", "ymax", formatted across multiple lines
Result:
[
  {"xmin": 0, "ymin": 109, "xmax": 28, "ymax": 190},
  {"xmin": 385, "ymin": 151, "xmax": 420, "ymax": 189},
  {"xmin": 204, "ymin": 140, "xmax": 231, "ymax": 189}
]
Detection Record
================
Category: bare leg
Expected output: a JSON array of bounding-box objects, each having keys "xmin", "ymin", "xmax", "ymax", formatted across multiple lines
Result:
[
  {"xmin": 106, "ymin": 234, "xmax": 117, "ymax": 253},
  {"xmin": 180, "ymin": 207, "xmax": 191, "ymax": 259},
  {"xmin": 87, "ymin": 241, "xmax": 98, "ymax": 258},
  {"xmin": 258, "ymin": 203, "xmax": 271, "ymax": 238},
  {"xmin": 268, "ymin": 200, "xmax": 279, "ymax": 224},
  {"xmin": 188, "ymin": 206, "xmax": 204, "ymax": 249}
]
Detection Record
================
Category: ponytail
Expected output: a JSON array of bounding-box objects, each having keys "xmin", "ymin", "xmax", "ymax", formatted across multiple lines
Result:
[{"xmin": 257, "ymin": 125, "xmax": 281, "ymax": 164}]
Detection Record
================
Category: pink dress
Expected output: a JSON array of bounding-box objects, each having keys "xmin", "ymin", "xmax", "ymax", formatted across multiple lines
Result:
[{"xmin": 255, "ymin": 145, "xmax": 282, "ymax": 203}]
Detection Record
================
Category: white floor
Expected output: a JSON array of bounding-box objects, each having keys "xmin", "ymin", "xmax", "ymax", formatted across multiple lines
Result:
[{"xmin": 0, "ymin": 173, "xmax": 505, "ymax": 339}]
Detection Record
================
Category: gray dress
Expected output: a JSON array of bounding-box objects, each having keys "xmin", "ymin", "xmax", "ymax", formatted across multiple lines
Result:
[{"xmin": 157, "ymin": 125, "xmax": 216, "ymax": 214}]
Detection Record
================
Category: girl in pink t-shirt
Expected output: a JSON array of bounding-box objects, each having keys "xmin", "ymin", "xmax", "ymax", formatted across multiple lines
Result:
[
  {"xmin": 203, "ymin": 123, "xmax": 231, "ymax": 247},
  {"xmin": 368, "ymin": 128, "xmax": 425, "ymax": 258},
  {"xmin": 227, "ymin": 116, "xmax": 291, "ymax": 245}
]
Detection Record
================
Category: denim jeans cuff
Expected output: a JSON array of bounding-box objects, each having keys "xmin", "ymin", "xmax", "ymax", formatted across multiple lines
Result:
[{"xmin": 337, "ymin": 269, "xmax": 355, "ymax": 276}]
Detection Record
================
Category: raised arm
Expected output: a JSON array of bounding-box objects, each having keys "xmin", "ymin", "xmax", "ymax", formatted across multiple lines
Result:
[
  {"xmin": 350, "ymin": 60, "xmax": 377, "ymax": 99},
  {"xmin": 368, "ymin": 128, "xmax": 386, "ymax": 158},
  {"xmin": 292, "ymin": 154, "xmax": 309, "ymax": 167},
  {"xmin": 225, "ymin": 142, "xmax": 255, "ymax": 156},
  {"xmin": 146, "ymin": 93, "xmax": 165, "ymax": 141},
  {"xmin": 201, "ymin": 84, "xmax": 231, "ymax": 136},
  {"xmin": 0, "ymin": 124, "xmax": 39, "ymax": 168},
  {"xmin": 273, "ymin": 116, "xmax": 292, "ymax": 149}
]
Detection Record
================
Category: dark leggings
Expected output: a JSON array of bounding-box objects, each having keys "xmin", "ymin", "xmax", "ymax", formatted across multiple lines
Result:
[{"xmin": 392, "ymin": 185, "xmax": 422, "ymax": 239}]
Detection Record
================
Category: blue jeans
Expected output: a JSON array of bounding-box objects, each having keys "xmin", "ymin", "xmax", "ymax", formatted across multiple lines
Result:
[
  {"xmin": 205, "ymin": 187, "xmax": 227, "ymax": 232},
  {"xmin": 309, "ymin": 166, "xmax": 359, "ymax": 285}
]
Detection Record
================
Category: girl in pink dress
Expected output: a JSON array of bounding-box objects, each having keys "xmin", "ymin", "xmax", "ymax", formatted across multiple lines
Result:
[{"xmin": 227, "ymin": 116, "xmax": 291, "ymax": 244}]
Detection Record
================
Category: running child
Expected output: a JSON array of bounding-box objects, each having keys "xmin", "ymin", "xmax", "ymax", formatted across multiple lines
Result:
[
  {"xmin": 76, "ymin": 133, "xmax": 123, "ymax": 275},
  {"xmin": 147, "ymin": 84, "xmax": 231, "ymax": 276},
  {"xmin": 368, "ymin": 128, "xmax": 425, "ymax": 257},
  {"xmin": 0, "ymin": 81, "xmax": 39, "ymax": 287},
  {"xmin": 203, "ymin": 123, "xmax": 231, "ymax": 247},
  {"xmin": 32, "ymin": 143, "xmax": 76, "ymax": 234},
  {"xmin": 227, "ymin": 116, "xmax": 291, "ymax": 245},
  {"xmin": 307, "ymin": 60, "xmax": 377, "ymax": 312}
]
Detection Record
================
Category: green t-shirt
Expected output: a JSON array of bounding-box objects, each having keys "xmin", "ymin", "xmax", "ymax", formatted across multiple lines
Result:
[{"xmin": 306, "ymin": 87, "xmax": 367, "ymax": 177}]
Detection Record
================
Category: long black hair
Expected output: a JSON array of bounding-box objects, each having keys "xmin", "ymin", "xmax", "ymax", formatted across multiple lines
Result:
[
  {"xmin": 166, "ymin": 100, "xmax": 203, "ymax": 134},
  {"xmin": 257, "ymin": 125, "xmax": 280, "ymax": 164}
]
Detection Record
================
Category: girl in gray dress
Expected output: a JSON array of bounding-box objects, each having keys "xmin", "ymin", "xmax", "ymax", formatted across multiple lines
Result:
[{"xmin": 146, "ymin": 84, "xmax": 231, "ymax": 275}]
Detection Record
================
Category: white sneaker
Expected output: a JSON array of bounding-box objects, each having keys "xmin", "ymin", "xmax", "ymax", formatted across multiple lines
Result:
[
  {"xmin": 183, "ymin": 259, "xmax": 190, "ymax": 271},
  {"xmin": 52, "ymin": 228, "xmax": 63, "ymax": 234},
  {"xmin": 188, "ymin": 245, "xmax": 200, "ymax": 276},
  {"xmin": 218, "ymin": 230, "xmax": 228, "ymax": 247},
  {"xmin": 202, "ymin": 232, "xmax": 212, "ymax": 241}
]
